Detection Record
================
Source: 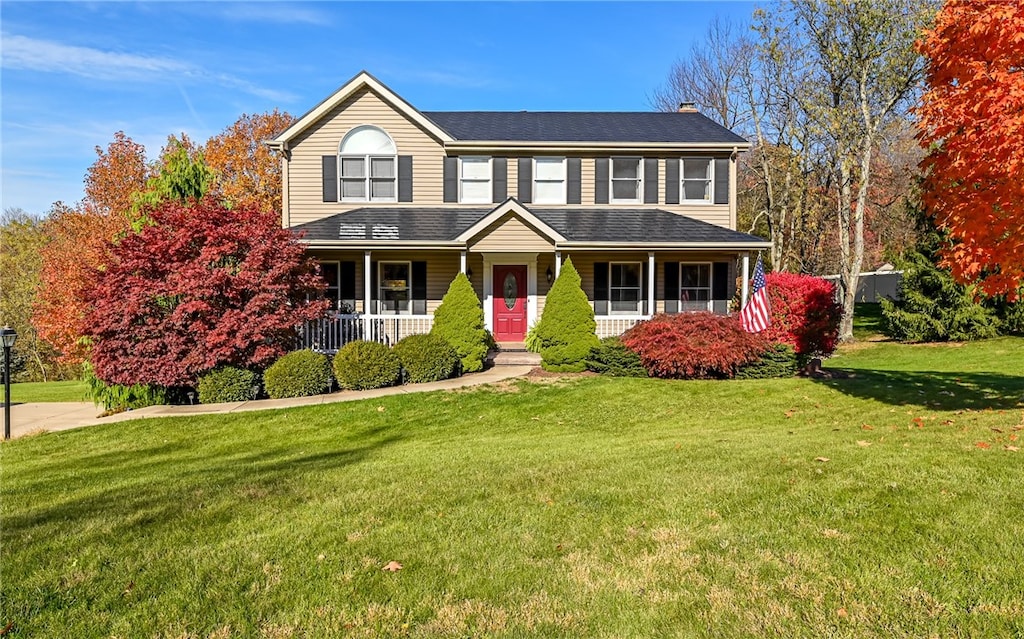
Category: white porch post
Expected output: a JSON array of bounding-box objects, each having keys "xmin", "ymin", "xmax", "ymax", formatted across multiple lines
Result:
[
  {"xmin": 647, "ymin": 251, "xmax": 655, "ymax": 317},
  {"xmin": 460, "ymin": 250, "xmax": 467, "ymax": 274},
  {"xmin": 363, "ymin": 251, "xmax": 372, "ymax": 315},
  {"xmin": 741, "ymin": 253, "xmax": 750, "ymax": 309},
  {"xmin": 554, "ymin": 250, "xmax": 562, "ymax": 278}
]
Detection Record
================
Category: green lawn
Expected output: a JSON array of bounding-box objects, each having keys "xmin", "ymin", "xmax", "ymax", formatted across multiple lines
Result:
[
  {"xmin": 2, "ymin": 339, "xmax": 1023, "ymax": 638},
  {"xmin": 852, "ymin": 302, "xmax": 885, "ymax": 340},
  {"xmin": 8, "ymin": 379, "xmax": 87, "ymax": 404}
]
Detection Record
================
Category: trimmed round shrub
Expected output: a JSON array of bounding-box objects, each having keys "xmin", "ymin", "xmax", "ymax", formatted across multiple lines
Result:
[
  {"xmin": 394, "ymin": 333, "xmax": 459, "ymax": 383},
  {"xmin": 263, "ymin": 349, "xmax": 332, "ymax": 399},
  {"xmin": 621, "ymin": 312, "xmax": 770, "ymax": 379},
  {"xmin": 431, "ymin": 273, "xmax": 488, "ymax": 373},
  {"xmin": 197, "ymin": 366, "xmax": 259, "ymax": 404},
  {"xmin": 761, "ymin": 272, "xmax": 842, "ymax": 356},
  {"xmin": 332, "ymin": 340, "xmax": 401, "ymax": 390},
  {"xmin": 532, "ymin": 257, "xmax": 599, "ymax": 372},
  {"xmin": 586, "ymin": 337, "xmax": 647, "ymax": 377},
  {"xmin": 736, "ymin": 343, "xmax": 799, "ymax": 379}
]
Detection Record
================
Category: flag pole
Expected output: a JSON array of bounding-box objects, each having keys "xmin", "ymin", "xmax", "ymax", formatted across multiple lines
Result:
[{"xmin": 741, "ymin": 253, "xmax": 751, "ymax": 310}]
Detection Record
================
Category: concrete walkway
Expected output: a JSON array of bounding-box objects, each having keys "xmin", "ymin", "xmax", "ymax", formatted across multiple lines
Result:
[{"xmin": 6, "ymin": 366, "xmax": 533, "ymax": 440}]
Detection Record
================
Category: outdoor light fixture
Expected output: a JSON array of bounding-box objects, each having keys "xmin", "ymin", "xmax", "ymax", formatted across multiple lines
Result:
[
  {"xmin": 466, "ymin": 266, "xmax": 473, "ymax": 279},
  {"xmin": 2, "ymin": 326, "xmax": 18, "ymax": 441},
  {"xmin": 546, "ymin": 266, "xmax": 554, "ymax": 284}
]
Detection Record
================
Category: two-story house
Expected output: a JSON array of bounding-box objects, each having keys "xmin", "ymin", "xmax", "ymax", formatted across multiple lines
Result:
[{"xmin": 267, "ymin": 71, "xmax": 770, "ymax": 349}]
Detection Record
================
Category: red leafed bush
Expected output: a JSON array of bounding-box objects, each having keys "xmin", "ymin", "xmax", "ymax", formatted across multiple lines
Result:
[
  {"xmin": 621, "ymin": 312, "xmax": 770, "ymax": 379},
  {"xmin": 85, "ymin": 198, "xmax": 328, "ymax": 388},
  {"xmin": 761, "ymin": 273, "xmax": 842, "ymax": 357}
]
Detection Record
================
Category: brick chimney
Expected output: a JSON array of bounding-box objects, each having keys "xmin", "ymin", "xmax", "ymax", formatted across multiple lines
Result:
[{"xmin": 677, "ymin": 102, "xmax": 698, "ymax": 113}]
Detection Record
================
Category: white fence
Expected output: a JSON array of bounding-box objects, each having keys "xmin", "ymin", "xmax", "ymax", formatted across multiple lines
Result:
[
  {"xmin": 595, "ymin": 316, "xmax": 648, "ymax": 339},
  {"xmin": 300, "ymin": 314, "xmax": 433, "ymax": 352}
]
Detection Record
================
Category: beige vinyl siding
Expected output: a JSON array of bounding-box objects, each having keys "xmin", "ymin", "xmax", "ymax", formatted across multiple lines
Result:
[
  {"xmin": 468, "ymin": 214, "xmax": 554, "ymax": 252},
  {"xmin": 286, "ymin": 87, "xmax": 447, "ymax": 227},
  {"xmin": 507, "ymin": 158, "xmax": 518, "ymax": 200},
  {"xmin": 534, "ymin": 252, "xmax": 556, "ymax": 320}
]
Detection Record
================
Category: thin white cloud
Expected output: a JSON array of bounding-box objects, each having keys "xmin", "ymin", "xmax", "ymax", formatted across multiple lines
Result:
[
  {"xmin": 218, "ymin": 3, "xmax": 333, "ymax": 26},
  {"xmin": 1, "ymin": 33, "xmax": 295, "ymax": 102}
]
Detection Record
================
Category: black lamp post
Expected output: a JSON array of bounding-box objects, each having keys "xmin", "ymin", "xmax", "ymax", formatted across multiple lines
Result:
[{"xmin": 2, "ymin": 326, "xmax": 17, "ymax": 441}]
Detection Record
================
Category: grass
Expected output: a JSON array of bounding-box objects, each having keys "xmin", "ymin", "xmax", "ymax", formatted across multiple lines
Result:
[
  {"xmin": 8, "ymin": 379, "xmax": 87, "ymax": 404},
  {"xmin": 2, "ymin": 339, "xmax": 1023, "ymax": 638},
  {"xmin": 852, "ymin": 302, "xmax": 885, "ymax": 340}
]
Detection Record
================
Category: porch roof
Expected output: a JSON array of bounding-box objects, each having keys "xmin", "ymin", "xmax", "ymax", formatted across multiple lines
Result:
[{"xmin": 290, "ymin": 205, "xmax": 770, "ymax": 249}]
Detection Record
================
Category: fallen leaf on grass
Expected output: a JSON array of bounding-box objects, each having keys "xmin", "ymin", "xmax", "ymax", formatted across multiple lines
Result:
[
  {"xmin": 837, "ymin": 607, "xmax": 848, "ymax": 618},
  {"xmin": 991, "ymin": 427, "xmax": 1004, "ymax": 433},
  {"xmin": 785, "ymin": 409, "xmax": 797, "ymax": 418},
  {"xmin": 856, "ymin": 440, "xmax": 872, "ymax": 447},
  {"xmin": 376, "ymin": 406, "xmax": 386, "ymax": 412},
  {"xmin": 861, "ymin": 424, "xmax": 874, "ymax": 430},
  {"xmin": 1005, "ymin": 446, "xmax": 1019, "ymax": 452},
  {"xmin": 383, "ymin": 561, "xmax": 403, "ymax": 572},
  {"xmin": 122, "ymin": 581, "xmax": 134, "ymax": 597},
  {"xmin": 814, "ymin": 457, "xmax": 830, "ymax": 463},
  {"xmin": 975, "ymin": 442, "xmax": 991, "ymax": 449},
  {"xmin": 0, "ymin": 622, "xmax": 13, "ymax": 636}
]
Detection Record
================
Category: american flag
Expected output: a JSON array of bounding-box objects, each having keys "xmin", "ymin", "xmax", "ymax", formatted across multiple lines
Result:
[{"xmin": 740, "ymin": 255, "xmax": 771, "ymax": 333}]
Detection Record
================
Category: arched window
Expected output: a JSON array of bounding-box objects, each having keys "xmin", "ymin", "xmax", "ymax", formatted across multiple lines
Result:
[{"xmin": 339, "ymin": 125, "xmax": 397, "ymax": 202}]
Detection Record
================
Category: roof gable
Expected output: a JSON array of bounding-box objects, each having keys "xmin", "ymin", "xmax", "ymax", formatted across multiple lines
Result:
[{"xmin": 271, "ymin": 71, "xmax": 453, "ymax": 147}]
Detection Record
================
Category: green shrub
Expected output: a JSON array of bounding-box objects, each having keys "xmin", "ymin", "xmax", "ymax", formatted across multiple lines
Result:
[
  {"xmin": 736, "ymin": 343, "xmax": 800, "ymax": 379},
  {"xmin": 586, "ymin": 337, "xmax": 647, "ymax": 377},
  {"xmin": 532, "ymin": 258, "xmax": 599, "ymax": 372},
  {"xmin": 431, "ymin": 273, "xmax": 488, "ymax": 373},
  {"xmin": 881, "ymin": 252, "xmax": 1000, "ymax": 342},
  {"xmin": 83, "ymin": 361, "xmax": 167, "ymax": 412},
  {"xmin": 332, "ymin": 340, "xmax": 401, "ymax": 390},
  {"xmin": 524, "ymin": 323, "xmax": 542, "ymax": 353},
  {"xmin": 263, "ymin": 349, "xmax": 332, "ymax": 399},
  {"xmin": 197, "ymin": 366, "xmax": 259, "ymax": 404},
  {"xmin": 394, "ymin": 333, "xmax": 459, "ymax": 383}
]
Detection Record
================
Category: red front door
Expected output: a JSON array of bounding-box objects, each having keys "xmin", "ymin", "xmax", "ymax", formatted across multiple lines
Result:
[{"xmin": 493, "ymin": 265, "xmax": 528, "ymax": 342}]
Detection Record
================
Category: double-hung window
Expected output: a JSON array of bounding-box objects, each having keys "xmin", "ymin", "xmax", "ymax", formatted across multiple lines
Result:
[
  {"xmin": 681, "ymin": 158, "xmax": 712, "ymax": 203},
  {"xmin": 459, "ymin": 157, "xmax": 491, "ymax": 203},
  {"xmin": 533, "ymin": 157, "xmax": 566, "ymax": 204},
  {"xmin": 339, "ymin": 125, "xmax": 397, "ymax": 202},
  {"xmin": 611, "ymin": 158, "xmax": 642, "ymax": 203},
  {"xmin": 680, "ymin": 263, "xmax": 712, "ymax": 311},
  {"xmin": 318, "ymin": 261, "xmax": 341, "ymax": 308},
  {"xmin": 379, "ymin": 262, "xmax": 410, "ymax": 314},
  {"xmin": 610, "ymin": 262, "xmax": 642, "ymax": 314}
]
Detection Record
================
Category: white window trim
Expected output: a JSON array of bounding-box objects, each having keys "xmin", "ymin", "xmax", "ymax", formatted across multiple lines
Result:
[
  {"xmin": 680, "ymin": 157, "xmax": 713, "ymax": 204},
  {"xmin": 610, "ymin": 157, "xmax": 643, "ymax": 204},
  {"xmin": 609, "ymin": 261, "xmax": 643, "ymax": 315},
  {"xmin": 459, "ymin": 156, "xmax": 492, "ymax": 204},
  {"xmin": 532, "ymin": 157, "xmax": 567, "ymax": 205},
  {"xmin": 378, "ymin": 261, "xmax": 412, "ymax": 315},
  {"xmin": 338, "ymin": 125, "xmax": 398, "ymax": 203},
  {"xmin": 679, "ymin": 262, "xmax": 713, "ymax": 312}
]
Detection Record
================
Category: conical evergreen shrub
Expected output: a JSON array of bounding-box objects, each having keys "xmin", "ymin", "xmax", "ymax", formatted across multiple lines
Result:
[
  {"xmin": 533, "ymin": 257, "xmax": 598, "ymax": 372},
  {"xmin": 431, "ymin": 272, "xmax": 488, "ymax": 373}
]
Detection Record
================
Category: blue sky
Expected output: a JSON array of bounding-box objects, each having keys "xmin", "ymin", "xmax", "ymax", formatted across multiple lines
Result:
[{"xmin": 1, "ymin": 1, "xmax": 757, "ymax": 216}]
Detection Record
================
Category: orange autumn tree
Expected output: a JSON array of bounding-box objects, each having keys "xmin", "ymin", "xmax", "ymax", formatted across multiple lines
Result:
[
  {"xmin": 917, "ymin": 0, "xmax": 1024, "ymax": 298},
  {"xmin": 205, "ymin": 110, "xmax": 294, "ymax": 212},
  {"xmin": 33, "ymin": 133, "xmax": 149, "ymax": 364}
]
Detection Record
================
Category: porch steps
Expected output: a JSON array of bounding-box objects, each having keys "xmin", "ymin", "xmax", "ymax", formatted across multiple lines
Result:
[{"xmin": 488, "ymin": 343, "xmax": 541, "ymax": 367}]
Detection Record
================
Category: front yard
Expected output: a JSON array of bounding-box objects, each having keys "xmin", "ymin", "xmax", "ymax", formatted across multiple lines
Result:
[{"xmin": 2, "ymin": 338, "xmax": 1022, "ymax": 637}]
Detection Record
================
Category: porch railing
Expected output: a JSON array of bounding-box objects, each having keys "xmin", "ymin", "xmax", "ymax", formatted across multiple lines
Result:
[
  {"xmin": 300, "ymin": 313, "xmax": 433, "ymax": 353},
  {"xmin": 595, "ymin": 316, "xmax": 650, "ymax": 339}
]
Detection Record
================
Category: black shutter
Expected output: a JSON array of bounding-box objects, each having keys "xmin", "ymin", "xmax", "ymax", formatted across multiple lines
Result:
[
  {"xmin": 643, "ymin": 158, "xmax": 659, "ymax": 204},
  {"xmin": 641, "ymin": 261, "xmax": 649, "ymax": 315},
  {"xmin": 322, "ymin": 155, "xmax": 337, "ymax": 203},
  {"xmin": 712, "ymin": 261, "xmax": 729, "ymax": 301},
  {"xmin": 665, "ymin": 158, "xmax": 679, "ymax": 205},
  {"xmin": 443, "ymin": 156, "xmax": 458, "ymax": 203},
  {"xmin": 664, "ymin": 261, "xmax": 679, "ymax": 313},
  {"xmin": 492, "ymin": 157, "xmax": 507, "ymax": 202},
  {"xmin": 567, "ymin": 158, "xmax": 582, "ymax": 204},
  {"xmin": 398, "ymin": 156, "xmax": 413, "ymax": 202},
  {"xmin": 517, "ymin": 158, "xmax": 532, "ymax": 203},
  {"xmin": 593, "ymin": 262, "xmax": 609, "ymax": 316},
  {"xmin": 594, "ymin": 158, "xmax": 609, "ymax": 204},
  {"xmin": 370, "ymin": 261, "xmax": 378, "ymax": 315},
  {"xmin": 714, "ymin": 158, "xmax": 730, "ymax": 205},
  {"xmin": 339, "ymin": 261, "xmax": 356, "ymax": 312},
  {"xmin": 412, "ymin": 261, "xmax": 427, "ymax": 315}
]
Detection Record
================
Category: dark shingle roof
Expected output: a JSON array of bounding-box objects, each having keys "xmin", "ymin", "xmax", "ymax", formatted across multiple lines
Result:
[
  {"xmin": 421, "ymin": 111, "xmax": 747, "ymax": 144},
  {"xmin": 291, "ymin": 207, "xmax": 766, "ymax": 246}
]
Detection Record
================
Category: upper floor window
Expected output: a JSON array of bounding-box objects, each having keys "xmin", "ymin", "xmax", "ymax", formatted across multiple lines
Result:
[
  {"xmin": 611, "ymin": 158, "xmax": 642, "ymax": 203},
  {"xmin": 339, "ymin": 125, "xmax": 397, "ymax": 202},
  {"xmin": 681, "ymin": 158, "xmax": 712, "ymax": 203},
  {"xmin": 533, "ymin": 157, "xmax": 566, "ymax": 204},
  {"xmin": 460, "ymin": 157, "xmax": 491, "ymax": 204}
]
